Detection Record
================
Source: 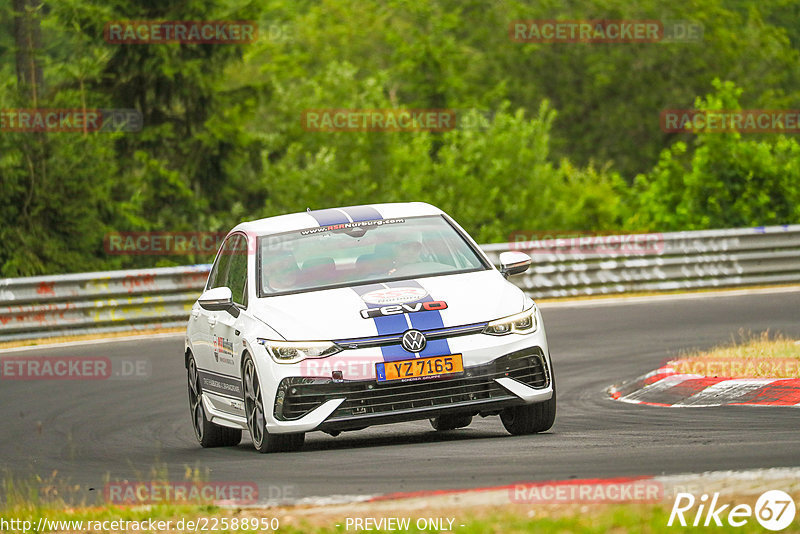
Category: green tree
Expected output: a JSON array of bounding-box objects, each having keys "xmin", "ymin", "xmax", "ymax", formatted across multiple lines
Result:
[{"xmin": 632, "ymin": 79, "xmax": 800, "ymax": 230}]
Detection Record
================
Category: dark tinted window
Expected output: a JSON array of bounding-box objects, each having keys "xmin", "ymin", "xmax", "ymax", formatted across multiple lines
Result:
[
  {"xmin": 207, "ymin": 236, "xmax": 236, "ymax": 290},
  {"xmin": 225, "ymin": 235, "xmax": 248, "ymax": 307},
  {"xmin": 257, "ymin": 215, "xmax": 486, "ymax": 296}
]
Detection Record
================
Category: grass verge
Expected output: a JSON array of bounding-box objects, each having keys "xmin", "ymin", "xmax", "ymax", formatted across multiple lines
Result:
[
  {"xmin": 0, "ymin": 327, "xmax": 184, "ymax": 351},
  {"xmin": 2, "ymin": 499, "xmax": 800, "ymax": 533},
  {"xmin": 668, "ymin": 330, "xmax": 800, "ymax": 379}
]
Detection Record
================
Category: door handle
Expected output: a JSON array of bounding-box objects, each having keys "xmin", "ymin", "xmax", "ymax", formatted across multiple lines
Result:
[{"xmin": 207, "ymin": 316, "xmax": 217, "ymax": 327}]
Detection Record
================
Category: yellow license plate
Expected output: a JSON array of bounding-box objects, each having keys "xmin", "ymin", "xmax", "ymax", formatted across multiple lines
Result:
[{"xmin": 376, "ymin": 354, "xmax": 464, "ymax": 382}]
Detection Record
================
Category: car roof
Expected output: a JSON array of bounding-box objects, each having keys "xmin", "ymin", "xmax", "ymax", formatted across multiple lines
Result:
[{"xmin": 230, "ymin": 202, "xmax": 445, "ymax": 237}]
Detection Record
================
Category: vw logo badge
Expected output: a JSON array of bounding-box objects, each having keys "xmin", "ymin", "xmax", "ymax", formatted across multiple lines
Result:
[{"xmin": 401, "ymin": 329, "xmax": 427, "ymax": 353}]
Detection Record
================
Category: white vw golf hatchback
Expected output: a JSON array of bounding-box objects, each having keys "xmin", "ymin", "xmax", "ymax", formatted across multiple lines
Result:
[{"xmin": 185, "ymin": 202, "xmax": 555, "ymax": 452}]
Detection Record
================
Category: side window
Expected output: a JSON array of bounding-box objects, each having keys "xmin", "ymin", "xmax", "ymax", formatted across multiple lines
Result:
[
  {"xmin": 207, "ymin": 236, "xmax": 236, "ymax": 290},
  {"xmin": 225, "ymin": 235, "xmax": 248, "ymax": 307}
]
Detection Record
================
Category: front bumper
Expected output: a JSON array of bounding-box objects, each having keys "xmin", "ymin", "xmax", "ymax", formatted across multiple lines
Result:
[{"xmin": 269, "ymin": 347, "xmax": 551, "ymax": 433}]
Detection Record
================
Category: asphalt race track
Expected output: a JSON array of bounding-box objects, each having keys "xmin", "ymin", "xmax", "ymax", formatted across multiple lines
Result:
[{"xmin": 2, "ymin": 289, "xmax": 799, "ymax": 505}]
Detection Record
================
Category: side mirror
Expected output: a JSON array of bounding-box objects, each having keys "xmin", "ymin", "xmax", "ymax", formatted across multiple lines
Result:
[
  {"xmin": 198, "ymin": 286, "xmax": 240, "ymax": 318},
  {"xmin": 499, "ymin": 251, "xmax": 531, "ymax": 278}
]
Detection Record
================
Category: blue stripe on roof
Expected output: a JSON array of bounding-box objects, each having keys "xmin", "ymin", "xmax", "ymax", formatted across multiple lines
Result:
[
  {"xmin": 307, "ymin": 208, "xmax": 350, "ymax": 226},
  {"xmin": 342, "ymin": 205, "xmax": 382, "ymax": 222}
]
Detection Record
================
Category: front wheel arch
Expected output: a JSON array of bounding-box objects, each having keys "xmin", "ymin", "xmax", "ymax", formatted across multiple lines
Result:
[{"xmin": 241, "ymin": 352, "xmax": 304, "ymax": 453}]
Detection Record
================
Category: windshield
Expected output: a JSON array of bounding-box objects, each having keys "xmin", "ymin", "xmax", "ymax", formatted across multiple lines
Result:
[{"xmin": 257, "ymin": 215, "xmax": 487, "ymax": 296}]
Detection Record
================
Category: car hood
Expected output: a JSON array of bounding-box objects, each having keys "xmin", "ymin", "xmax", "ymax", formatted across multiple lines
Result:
[{"xmin": 250, "ymin": 270, "xmax": 527, "ymax": 341}]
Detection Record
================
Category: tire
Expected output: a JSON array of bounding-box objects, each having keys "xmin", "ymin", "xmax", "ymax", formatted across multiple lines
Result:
[
  {"xmin": 500, "ymin": 371, "xmax": 557, "ymax": 435},
  {"xmin": 430, "ymin": 413, "xmax": 473, "ymax": 431},
  {"xmin": 187, "ymin": 355, "xmax": 242, "ymax": 447},
  {"xmin": 242, "ymin": 354, "xmax": 305, "ymax": 453}
]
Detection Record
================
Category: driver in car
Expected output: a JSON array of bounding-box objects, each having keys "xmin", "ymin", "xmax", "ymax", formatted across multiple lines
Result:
[
  {"xmin": 387, "ymin": 237, "xmax": 425, "ymax": 276},
  {"xmin": 264, "ymin": 250, "xmax": 300, "ymax": 291}
]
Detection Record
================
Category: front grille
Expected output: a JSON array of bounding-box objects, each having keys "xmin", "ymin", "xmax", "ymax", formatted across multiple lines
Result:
[
  {"xmin": 334, "ymin": 322, "xmax": 488, "ymax": 349},
  {"xmin": 274, "ymin": 348, "xmax": 548, "ymax": 421}
]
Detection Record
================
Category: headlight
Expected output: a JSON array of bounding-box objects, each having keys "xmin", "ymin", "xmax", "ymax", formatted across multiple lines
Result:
[
  {"xmin": 257, "ymin": 339, "xmax": 342, "ymax": 364},
  {"xmin": 483, "ymin": 306, "xmax": 538, "ymax": 335}
]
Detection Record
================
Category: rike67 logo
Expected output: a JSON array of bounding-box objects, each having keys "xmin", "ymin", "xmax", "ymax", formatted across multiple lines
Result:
[{"xmin": 669, "ymin": 490, "xmax": 796, "ymax": 530}]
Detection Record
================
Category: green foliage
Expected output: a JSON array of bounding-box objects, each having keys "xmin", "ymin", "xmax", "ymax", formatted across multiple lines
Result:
[
  {"xmin": 632, "ymin": 79, "xmax": 800, "ymax": 230},
  {"xmin": 0, "ymin": 80, "xmax": 130, "ymax": 276},
  {"xmin": 3, "ymin": 0, "xmax": 800, "ymax": 276},
  {"xmin": 391, "ymin": 103, "xmax": 626, "ymax": 243}
]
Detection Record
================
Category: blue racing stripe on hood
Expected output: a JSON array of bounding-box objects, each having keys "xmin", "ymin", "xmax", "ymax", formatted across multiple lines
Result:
[
  {"xmin": 385, "ymin": 280, "xmax": 451, "ymax": 358},
  {"xmin": 351, "ymin": 284, "xmax": 408, "ymax": 360},
  {"xmin": 351, "ymin": 280, "xmax": 453, "ymax": 362}
]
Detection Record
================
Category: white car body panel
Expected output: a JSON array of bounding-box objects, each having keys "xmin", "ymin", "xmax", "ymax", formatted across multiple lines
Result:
[
  {"xmin": 184, "ymin": 202, "xmax": 554, "ymax": 440},
  {"xmin": 249, "ymin": 269, "xmax": 525, "ymax": 341}
]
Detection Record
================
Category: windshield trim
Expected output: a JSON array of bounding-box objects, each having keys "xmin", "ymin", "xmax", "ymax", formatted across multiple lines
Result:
[{"xmin": 255, "ymin": 214, "xmax": 491, "ymax": 298}]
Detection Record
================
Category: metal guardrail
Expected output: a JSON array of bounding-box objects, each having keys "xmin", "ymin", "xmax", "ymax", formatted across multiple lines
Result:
[
  {"xmin": 482, "ymin": 224, "xmax": 800, "ymax": 298},
  {"xmin": 0, "ymin": 265, "xmax": 210, "ymax": 342},
  {"xmin": 1, "ymin": 225, "xmax": 798, "ymax": 341}
]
